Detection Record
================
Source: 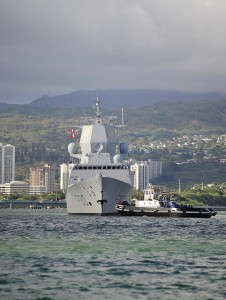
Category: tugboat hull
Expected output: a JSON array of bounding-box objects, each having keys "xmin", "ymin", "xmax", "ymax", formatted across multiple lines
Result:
[{"xmin": 115, "ymin": 205, "xmax": 216, "ymax": 218}]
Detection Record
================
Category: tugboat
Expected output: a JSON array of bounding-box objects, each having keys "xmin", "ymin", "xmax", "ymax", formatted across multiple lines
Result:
[
  {"xmin": 115, "ymin": 184, "xmax": 217, "ymax": 218},
  {"xmin": 66, "ymin": 97, "xmax": 132, "ymax": 215}
]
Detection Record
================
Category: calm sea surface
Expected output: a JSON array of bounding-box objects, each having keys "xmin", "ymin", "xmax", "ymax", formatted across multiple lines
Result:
[{"xmin": 0, "ymin": 209, "xmax": 226, "ymax": 300}]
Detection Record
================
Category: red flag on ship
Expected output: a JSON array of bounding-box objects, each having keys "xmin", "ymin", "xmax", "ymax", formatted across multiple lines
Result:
[{"xmin": 68, "ymin": 128, "xmax": 79, "ymax": 138}]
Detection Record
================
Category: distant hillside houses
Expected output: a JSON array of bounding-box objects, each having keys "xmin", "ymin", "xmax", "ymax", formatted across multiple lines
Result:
[{"xmin": 156, "ymin": 134, "xmax": 226, "ymax": 150}]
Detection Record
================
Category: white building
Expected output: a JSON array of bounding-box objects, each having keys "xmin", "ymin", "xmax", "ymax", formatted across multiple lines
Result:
[
  {"xmin": 60, "ymin": 163, "xmax": 68, "ymax": 193},
  {"xmin": 131, "ymin": 162, "xmax": 150, "ymax": 191},
  {"xmin": 0, "ymin": 181, "xmax": 47, "ymax": 195},
  {"xmin": 0, "ymin": 143, "xmax": 15, "ymax": 184},
  {"xmin": 29, "ymin": 185, "xmax": 48, "ymax": 195},
  {"xmin": 3, "ymin": 181, "xmax": 29, "ymax": 195},
  {"xmin": 130, "ymin": 159, "xmax": 162, "ymax": 191}
]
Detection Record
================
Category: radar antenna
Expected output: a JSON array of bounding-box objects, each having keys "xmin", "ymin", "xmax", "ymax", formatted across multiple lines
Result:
[{"xmin": 94, "ymin": 96, "xmax": 102, "ymax": 124}]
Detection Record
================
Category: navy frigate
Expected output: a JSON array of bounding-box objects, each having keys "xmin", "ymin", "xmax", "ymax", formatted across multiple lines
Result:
[{"xmin": 66, "ymin": 97, "xmax": 132, "ymax": 214}]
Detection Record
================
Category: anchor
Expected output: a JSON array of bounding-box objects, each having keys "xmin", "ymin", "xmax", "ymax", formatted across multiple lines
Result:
[{"xmin": 97, "ymin": 190, "xmax": 107, "ymax": 213}]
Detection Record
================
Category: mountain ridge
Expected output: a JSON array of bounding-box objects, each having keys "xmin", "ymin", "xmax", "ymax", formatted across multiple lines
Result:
[{"xmin": 29, "ymin": 89, "xmax": 226, "ymax": 109}]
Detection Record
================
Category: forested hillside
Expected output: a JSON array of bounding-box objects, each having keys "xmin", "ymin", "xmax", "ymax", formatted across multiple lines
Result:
[
  {"xmin": 125, "ymin": 99, "xmax": 226, "ymax": 130},
  {"xmin": 1, "ymin": 98, "xmax": 226, "ymax": 185}
]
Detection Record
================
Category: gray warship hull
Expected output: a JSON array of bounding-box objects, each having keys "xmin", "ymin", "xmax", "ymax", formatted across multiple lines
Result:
[{"xmin": 66, "ymin": 175, "xmax": 132, "ymax": 215}]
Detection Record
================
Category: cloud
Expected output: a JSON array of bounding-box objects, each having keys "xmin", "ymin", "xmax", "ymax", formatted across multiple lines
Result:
[{"xmin": 0, "ymin": 0, "xmax": 226, "ymax": 103}]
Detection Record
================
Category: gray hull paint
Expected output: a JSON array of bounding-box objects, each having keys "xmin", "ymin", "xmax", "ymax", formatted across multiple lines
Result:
[{"xmin": 66, "ymin": 176, "xmax": 132, "ymax": 215}]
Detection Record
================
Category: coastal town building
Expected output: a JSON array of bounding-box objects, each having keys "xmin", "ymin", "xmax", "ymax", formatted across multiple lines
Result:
[
  {"xmin": 29, "ymin": 185, "xmax": 47, "ymax": 194},
  {"xmin": 148, "ymin": 159, "xmax": 162, "ymax": 179},
  {"xmin": 0, "ymin": 181, "xmax": 29, "ymax": 195},
  {"xmin": 0, "ymin": 143, "xmax": 15, "ymax": 184},
  {"xmin": 130, "ymin": 159, "xmax": 162, "ymax": 191},
  {"xmin": 131, "ymin": 162, "xmax": 149, "ymax": 191},
  {"xmin": 0, "ymin": 181, "xmax": 47, "ymax": 195},
  {"xmin": 30, "ymin": 164, "xmax": 56, "ymax": 193},
  {"xmin": 60, "ymin": 163, "xmax": 68, "ymax": 193}
]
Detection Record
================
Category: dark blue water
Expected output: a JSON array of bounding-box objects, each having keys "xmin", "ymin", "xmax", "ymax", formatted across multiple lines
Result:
[{"xmin": 0, "ymin": 209, "xmax": 226, "ymax": 300}]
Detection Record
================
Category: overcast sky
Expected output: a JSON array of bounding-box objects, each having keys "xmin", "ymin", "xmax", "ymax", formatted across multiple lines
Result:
[{"xmin": 0, "ymin": 0, "xmax": 226, "ymax": 104}]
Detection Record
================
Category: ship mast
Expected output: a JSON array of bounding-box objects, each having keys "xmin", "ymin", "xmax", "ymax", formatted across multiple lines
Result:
[{"xmin": 94, "ymin": 97, "xmax": 102, "ymax": 124}]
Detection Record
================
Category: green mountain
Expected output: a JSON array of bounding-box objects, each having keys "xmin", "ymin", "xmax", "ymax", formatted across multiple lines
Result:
[{"xmin": 1, "ymin": 98, "xmax": 226, "ymax": 186}]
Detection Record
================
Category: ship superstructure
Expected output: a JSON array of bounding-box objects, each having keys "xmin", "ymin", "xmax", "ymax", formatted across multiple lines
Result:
[{"xmin": 66, "ymin": 97, "xmax": 132, "ymax": 214}]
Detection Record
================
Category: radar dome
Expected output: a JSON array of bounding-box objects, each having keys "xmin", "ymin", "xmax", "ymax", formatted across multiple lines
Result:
[
  {"xmin": 68, "ymin": 142, "xmax": 78, "ymax": 155},
  {"xmin": 119, "ymin": 142, "xmax": 128, "ymax": 154}
]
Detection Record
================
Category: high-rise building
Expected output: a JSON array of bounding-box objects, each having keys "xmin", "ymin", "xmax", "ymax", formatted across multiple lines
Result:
[
  {"xmin": 0, "ymin": 143, "xmax": 15, "ymax": 184},
  {"xmin": 30, "ymin": 164, "xmax": 55, "ymax": 193},
  {"xmin": 60, "ymin": 163, "xmax": 68, "ymax": 193},
  {"xmin": 130, "ymin": 159, "xmax": 162, "ymax": 191},
  {"xmin": 30, "ymin": 167, "xmax": 39, "ymax": 186},
  {"xmin": 148, "ymin": 159, "xmax": 162, "ymax": 179},
  {"xmin": 131, "ymin": 162, "xmax": 150, "ymax": 191}
]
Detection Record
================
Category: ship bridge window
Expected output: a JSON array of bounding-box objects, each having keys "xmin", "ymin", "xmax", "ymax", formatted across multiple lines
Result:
[{"xmin": 74, "ymin": 165, "xmax": 127, "ymax": 170}]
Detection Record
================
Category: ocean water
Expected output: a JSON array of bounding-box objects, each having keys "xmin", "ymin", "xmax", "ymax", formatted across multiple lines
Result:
[{"xmin": 0, "ymin": 209, "xmax": 226, "ymax": 300}]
